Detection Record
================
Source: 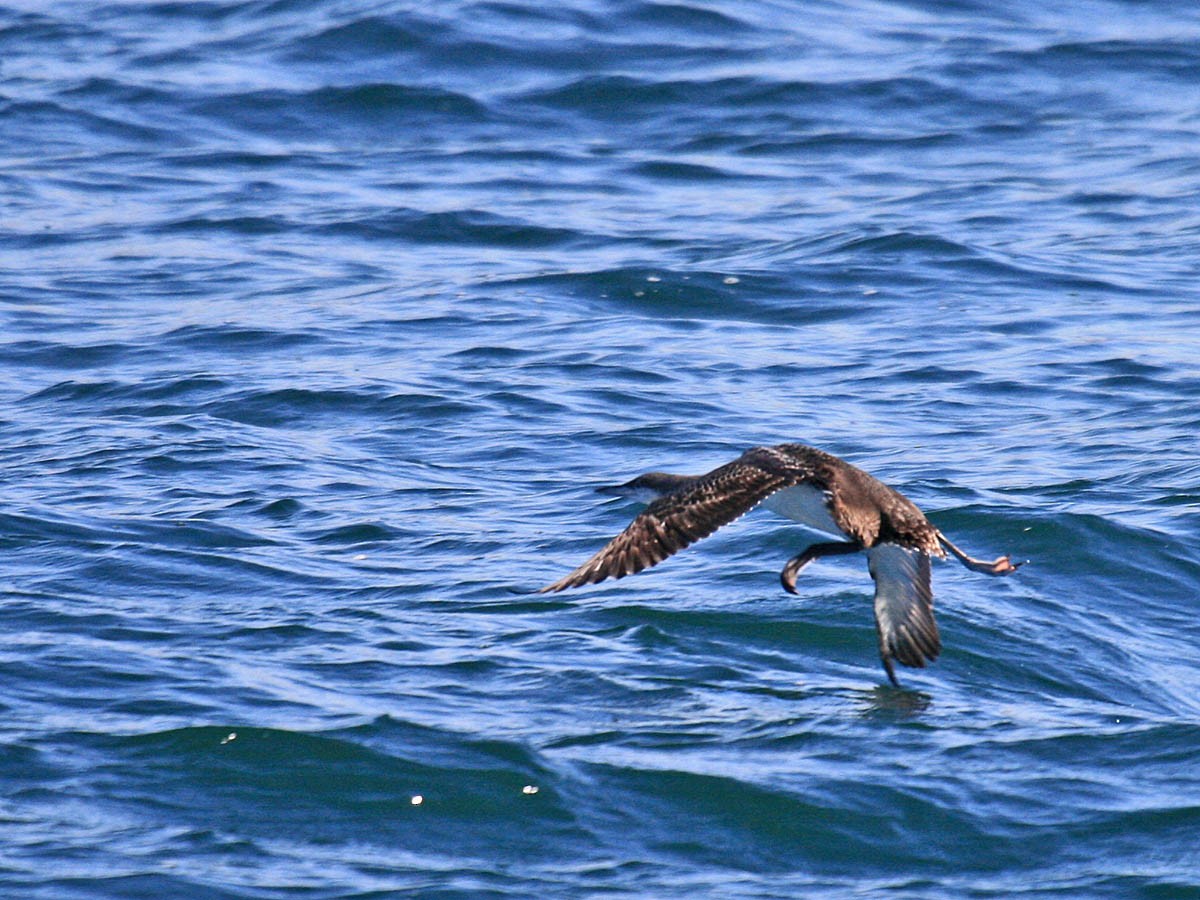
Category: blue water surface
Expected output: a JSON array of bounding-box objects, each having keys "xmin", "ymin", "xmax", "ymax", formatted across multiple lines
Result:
[{"xmin": 2, "ymin": 0, "xmax": 1200, "ymax": 897}]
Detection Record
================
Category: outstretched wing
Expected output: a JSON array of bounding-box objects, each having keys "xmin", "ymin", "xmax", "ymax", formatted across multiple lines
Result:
[
  {"xmin": 867, "ymin": 543, "xmax": 940, "ymax": 685},
  {"xmin": 539, "ymin": 455, "xmax": 795, "ymax": 593}
]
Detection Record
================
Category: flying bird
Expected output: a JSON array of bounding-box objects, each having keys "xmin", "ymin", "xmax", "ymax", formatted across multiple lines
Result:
[{"xmin": 540, "ymin": 443, "xmax": 1021, "ymax": 686}]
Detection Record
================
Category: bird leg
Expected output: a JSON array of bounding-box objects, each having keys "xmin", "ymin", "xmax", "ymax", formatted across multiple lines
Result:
[
  {"xmin": 780, "ymin": 541, "xmax": 861, "ymax": 594},
  {"xmin": 938, "ymin": 533, "xmax": 1022, "ymax": 576}
]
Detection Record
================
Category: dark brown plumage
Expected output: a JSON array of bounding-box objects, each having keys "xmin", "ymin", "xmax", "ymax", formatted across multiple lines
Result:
[{"xmin": 540, "ymin": 443, "xmax": 1021, "ymax": 686}]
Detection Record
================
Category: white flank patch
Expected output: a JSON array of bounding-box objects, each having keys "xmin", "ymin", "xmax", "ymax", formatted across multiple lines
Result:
[
  {"xmin": 620, "ymin": 485, "xmax": 668, "ymax": 504},
  {"xmin": 761, "ymin": 484, "xmax": 841, "ymax": 535}
]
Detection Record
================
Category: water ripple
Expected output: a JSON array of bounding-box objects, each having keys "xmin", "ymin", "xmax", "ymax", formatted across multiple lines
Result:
[{"xmin": 3, "ymin": 0, "xmax": 1200, "ymax": 897}]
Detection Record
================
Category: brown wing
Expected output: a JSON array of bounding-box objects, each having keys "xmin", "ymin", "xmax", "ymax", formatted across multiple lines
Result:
[
  {"xmin": 539, "ymin": 455, "xmax": 795, "ymax": 593},
  {"xmin": 867, "ymin": 543, "xmax": 940, "ymax": 684}
]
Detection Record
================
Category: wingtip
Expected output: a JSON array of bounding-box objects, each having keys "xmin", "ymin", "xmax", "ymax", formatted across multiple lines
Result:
[
  {"xmin": 882, "ymin": 655, "xmax": 900, "ymax": 687},
  {"xmin": 537, "ymin": 570, "xmax": 599, "ymax": 593}
]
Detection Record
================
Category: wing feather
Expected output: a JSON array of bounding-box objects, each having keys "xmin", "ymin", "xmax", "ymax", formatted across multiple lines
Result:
[
  {"xmin": 867, "ymin": 544, "xmax": 940, "ymax": 681},
  {"xmin": 539, "ymin": 457, "xmax": 793, "ymax": 593}
]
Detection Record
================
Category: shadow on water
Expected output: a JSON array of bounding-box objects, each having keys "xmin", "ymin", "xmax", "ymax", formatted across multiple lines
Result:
[{"xmin": 857, "ymin": 684, "xmax": 932, "ymax": 720}]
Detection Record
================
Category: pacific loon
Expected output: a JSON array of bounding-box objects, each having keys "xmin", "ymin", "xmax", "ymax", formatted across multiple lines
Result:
[{"xmin": 540, "ymin": 443, "xmax": 1022, "ymax": 686}]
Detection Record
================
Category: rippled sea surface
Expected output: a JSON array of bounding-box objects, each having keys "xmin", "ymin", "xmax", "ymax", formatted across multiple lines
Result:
[{"xmin": 4, "ymin": 1, "xmax": 1200, "ymax": 897}]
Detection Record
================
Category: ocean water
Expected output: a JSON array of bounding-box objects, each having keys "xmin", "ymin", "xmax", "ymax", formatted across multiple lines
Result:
[{"xmin": 3, "ymin": 0, "xmax": 1200, "ymax": 896}]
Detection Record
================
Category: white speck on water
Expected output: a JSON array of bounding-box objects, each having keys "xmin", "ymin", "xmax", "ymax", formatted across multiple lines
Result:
[
  {"xmin": 863, "ymin": 288, "xmax": 878, "ymax": 296},
  {"xmin": 646, "ymin": 275, "xmax": 661, "ymax": 282},
  {"xmin": 220, "ymin": 732, "xmax": 237, "ymax": 745},
  {"xmin": 723, "ymin": 275, "xmax": 740, "ymax": 284},
  {"xmin": 411, "ymin": 795, "xmax": 424, "ymax": 806},
  {"xmin": 522, "ymin": 785, "xmax": 539, "ymax": 795},
  {"xmin": 353, "ymin": 553, "xmax": 366, "ymax": 560}
]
